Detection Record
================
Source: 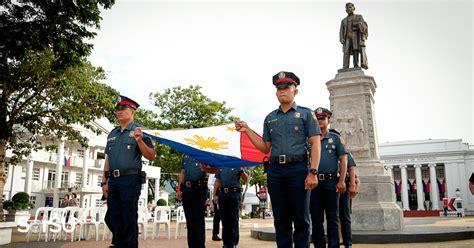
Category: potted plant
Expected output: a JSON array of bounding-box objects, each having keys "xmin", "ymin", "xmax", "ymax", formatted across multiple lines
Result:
[{"xmin": 3, "ymin": 192, "xmax": 34, "ymax": 223}]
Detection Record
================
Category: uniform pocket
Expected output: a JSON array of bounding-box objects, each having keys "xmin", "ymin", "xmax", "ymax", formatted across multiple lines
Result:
[{"xmin": 287, "ymin": 117, "xmax": 304, "ymax": 134}]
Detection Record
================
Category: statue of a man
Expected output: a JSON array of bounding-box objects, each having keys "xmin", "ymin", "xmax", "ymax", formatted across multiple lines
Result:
[{"xmin": 340, "ymin": 2, "xmax": 368, "ymax": 69}]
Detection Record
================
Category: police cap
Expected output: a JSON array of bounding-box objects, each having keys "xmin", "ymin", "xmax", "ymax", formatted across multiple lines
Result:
[
  {"xmin": 272, "ymin": 71, "xmax": 300, "ymax": 87},
  {"xmin": 314, "ymin": 107, "xmax": 332, "ymax": 118},
  {"xmin": 115, "ymin": 95, "xmax": 139, "ymax": 110}
]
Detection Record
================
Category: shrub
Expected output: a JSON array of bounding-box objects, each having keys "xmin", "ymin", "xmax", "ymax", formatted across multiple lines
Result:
[
  {"xmin": 5, "ymin": 192, "xmax": 35, "ymax": 210},
  {"xmin": 157, "ymin": 199, "xmax": 167, "ymax": 206}
]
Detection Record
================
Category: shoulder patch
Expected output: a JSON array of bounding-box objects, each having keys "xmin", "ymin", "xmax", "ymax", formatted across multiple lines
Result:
[
  {"xmin": 329, "ymin": 128, "xmax": 341, "ymax": 135},
  {"xmin": 311, "ymin": 111, "xmax": 317, "ymax": 120}
]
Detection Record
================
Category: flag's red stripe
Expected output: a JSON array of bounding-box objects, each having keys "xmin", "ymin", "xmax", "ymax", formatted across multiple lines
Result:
[{"xmin": 240, "ymin": 131, "xmax": 269, "ymax": 163}]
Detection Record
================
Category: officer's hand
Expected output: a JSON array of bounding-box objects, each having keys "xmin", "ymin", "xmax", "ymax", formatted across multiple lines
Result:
[
  {"xmin": 349, "ymin": 184, "xmax": 357, "ymax": 199},
  {"xmin": 133, "ymin": 127, "xmax": 143, "ymax": 142},
  {"xmin": 102, "ymin": 184, "xmax": 108, "ymax": 198},
  {"xmin": 213, "ymin": 195, "xmax": 218, "ymax": 205},
  {"xmin": 176, "ymin": 191, "xmax": 183, "ymax": 201},
  {"xmin": 336, "ymin": 180, "xmax": 346, "ymax": 193},
  {"xmin": 234, "ymin": 120, "xmax": 249, "ymax": 132},
  {"xmin": 305, "ymin": 173, "xmax": 318, "ymax": 190}
]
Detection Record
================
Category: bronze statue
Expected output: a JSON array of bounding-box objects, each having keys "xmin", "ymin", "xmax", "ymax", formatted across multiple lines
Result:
[{"xmin": 340, "ymin": 2, "xmax": 368, "ymax": 69}]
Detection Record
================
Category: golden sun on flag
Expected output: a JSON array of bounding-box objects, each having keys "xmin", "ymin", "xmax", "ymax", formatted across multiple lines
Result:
[
  {"xmin": 226, "ymin": 126, "xmax": 236, "ymax": 132},
  {"xmin": 184, "ymin": 135, "xmax": 229, "ymax": 150},
  {"xmin": 152, "ymin": 131, "xmax": 161, "ymax": 136}
]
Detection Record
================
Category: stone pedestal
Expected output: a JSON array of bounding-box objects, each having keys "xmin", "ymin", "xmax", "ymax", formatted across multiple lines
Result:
[{"xmin": 326, "ymin": 68, "xmax": 403, "ymax": 230}]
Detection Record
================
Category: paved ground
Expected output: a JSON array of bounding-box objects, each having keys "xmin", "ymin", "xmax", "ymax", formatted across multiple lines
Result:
[{"xmin": 2, "ymin": 217, "xmax": 474, "ymax": 248}]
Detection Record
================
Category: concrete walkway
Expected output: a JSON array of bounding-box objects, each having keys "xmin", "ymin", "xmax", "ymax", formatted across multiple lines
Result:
[{"xmin": 3, "ymin": 217, "xmax": 474, "ymax": 248}]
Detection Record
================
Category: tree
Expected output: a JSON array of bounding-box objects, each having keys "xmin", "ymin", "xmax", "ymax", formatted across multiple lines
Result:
[
  {"xmin": 0, "ymin": 1, "xmax": 116, "ymax": 221},
  {"xmin": 140, "ymin": 85, "xmax": 236, "ymax": 189}
]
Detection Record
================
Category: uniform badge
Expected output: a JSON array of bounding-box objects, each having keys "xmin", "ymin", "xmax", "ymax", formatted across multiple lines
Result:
[
  {"xmin": 116, "ymin": 95, "xmax": 122, "ymax": 103},
  {"xmin": 127, "ymin": 145, "xmax": 131, "ymax": 150},
  {"xmin": 316, "ymin": 108, "xmax": 323, "ymax": 114},
  {"xmin": 278, "ymin": 71, "xmax": 286, "ymax": 79},
  {"xmin": 328, "ymin": 138, "xmax": 334, "ymax": 144},
  {"xmin": 294, "ymin": 112, "xmax": 300, "ymax": 118},
  {"xmin": 129, "ymin": 131, "xmax": 135, "ymax": 137},
  {"xmin": 294, "ymin": 126, "xmax": 299, "ymax": 131}
]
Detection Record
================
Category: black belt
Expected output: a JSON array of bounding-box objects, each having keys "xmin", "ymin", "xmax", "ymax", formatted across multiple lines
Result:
[
  {"xmin": 220, "ymin": 187, "xmax": 242, "ymax": 193},
  {"xmin": 105, "ymin": 169, "xmax": 140, "ymax": 178},
  {"xmin": 269, "ymin": 155, "xmax": 307, "ymax": 164},
  {"xmin": 182, "ymin": 180, "xmax": 208, "ymax": 188},
  {"xmin": 318, "ymin": 173, "xmax": 339, "ymax": 181}
]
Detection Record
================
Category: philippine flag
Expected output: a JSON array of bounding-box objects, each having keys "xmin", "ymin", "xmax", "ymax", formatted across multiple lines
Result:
[{"xmin": 144, "ymin": 124, "xmax": 269, "ymax": 168}]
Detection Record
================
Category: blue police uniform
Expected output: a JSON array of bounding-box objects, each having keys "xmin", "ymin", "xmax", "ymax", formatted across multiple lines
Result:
[
  {"xmin": 338, "ymin": 151, "xmax": 356, "ymax": 248},
  {"xmin": 310, "ymin": 108, "xmax": 348, "ymax": 248},
  {"xmin": 105, "ymin": 95, "xmax": 154, "ymax": 248},
  {"xmin": 263, "ymin": 71, "xmax": 321, "ymax": 248},
  {"xmin": 180, "ymin": 155, "xmax": 208, "ymax": 248},
  {"xmin": 216, "ymin": 167, "xmax": 244, "ymax": 248}
]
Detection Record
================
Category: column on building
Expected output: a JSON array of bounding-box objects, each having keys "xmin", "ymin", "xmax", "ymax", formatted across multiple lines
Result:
[
  {"xmin": 53, "ymin": 140, "xmax": 65, "ymax": 208},
  {"xmin": 144, "ymin": 178, "xmax": 149, "ymax": 206},
  {"xmin": 385, "ymin": 165, "xmax": 394, "ymax": 179},
  {"xmin": 154, "ymin": 178, "xmax": 160, "ymax": 203},
  {"xmin": 428, "ymin": 163, "xmax": 440, "ymax": 210},
  {"xmin": 400, "ymin": 164, "xmax": 410, "ymax": 210},
  {"xmin": 24, "ymin": 155, "xmax": 34, "ymax": 195},
  {"xmin": 82, "ymin": 147, "xmax": 90, "ymax": 188},
  {"xmin": 414, "ymin": 164, "xmax": 425, "ymax": 210}
]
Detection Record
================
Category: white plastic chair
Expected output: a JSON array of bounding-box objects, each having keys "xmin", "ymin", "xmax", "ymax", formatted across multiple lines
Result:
[
  {"xmin": 61, "ymin": 207, "xmax": 81, "ymax": 242},
  {"xmin": 44, "ymin": 208, "xmax": 66, "ymax": 242},
  {"xmin": 97, "ymin": 207, "xmax": 111, "ymax": 241},
  {"xmin": 174, "ymin": 206, "xmax": 186, "ymax": 239},
  {"xmin": 137, "ymin": 206, "xmax": 149, "ymax": 240},
  {"xmin": 24, "ymin": 207, "xmax": 52, "ymax": 242},
  {"xmin": 152, "ymin": 206, "xmax": 171, "ymax": 239},
  {"xmin": 84, "ymin": 207, "xmax": 102, "ymax": 241}
]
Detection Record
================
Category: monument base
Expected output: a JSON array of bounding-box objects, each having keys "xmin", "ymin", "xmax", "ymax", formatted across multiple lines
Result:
[{"xmin": 326, "ymin": 69, "xmax": 404, "ymax": 231}]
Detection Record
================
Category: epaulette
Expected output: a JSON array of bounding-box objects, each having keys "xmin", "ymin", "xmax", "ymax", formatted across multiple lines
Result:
[{"xmin": 329, "ymin": 128, "xmax": 341, "ymax": 136}]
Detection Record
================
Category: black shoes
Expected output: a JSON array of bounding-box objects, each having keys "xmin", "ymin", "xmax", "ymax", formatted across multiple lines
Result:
[{"xmin": 212, "ymin": 234, "xmax": 222, "ymax": 241}]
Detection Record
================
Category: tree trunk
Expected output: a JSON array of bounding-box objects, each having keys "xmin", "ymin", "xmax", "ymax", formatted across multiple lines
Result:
[{"xmin": 0, "ymin": 139, "xmax": 7, "ymax": 221}]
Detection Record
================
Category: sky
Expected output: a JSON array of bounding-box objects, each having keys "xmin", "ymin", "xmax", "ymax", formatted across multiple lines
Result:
[{"xmin": 89, "ymin": 0, "xmax": 473, "ymax": 145}]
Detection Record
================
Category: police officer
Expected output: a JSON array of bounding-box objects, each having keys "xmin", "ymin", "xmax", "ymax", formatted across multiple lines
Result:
[
  {"xmin": 235, "ymin": 71, "xmax": 321, "ymax": 248},
  {"xmin": 208, "ymin": 174, "xmax": 222, "ymax": 241},
  {"xmin": 176, "ymin": 155, "xmax": 218, "ymax": 248},
  {"xmin": 101, "ymin": 95, "xmax": 156, "ymax": 248},
  {"xmin": 213, "ymin": 167, "xmax": 249, "ymax": 248},
  {"xmin": 329, "ymin": 128, "xmax": 358, "ymax": 248},
  {"xmin": 310, "ymin": 107, "xmax": 347, "ymax": 248}
]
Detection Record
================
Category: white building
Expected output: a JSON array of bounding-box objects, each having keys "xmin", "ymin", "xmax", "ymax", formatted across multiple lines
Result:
[
  {"xmin": 3, "ymin": 119, "xmax": 163, "ymax": 213},
  {"xmin": 379, "ymin": 139, "xmax": 474, "ymax": 215}
]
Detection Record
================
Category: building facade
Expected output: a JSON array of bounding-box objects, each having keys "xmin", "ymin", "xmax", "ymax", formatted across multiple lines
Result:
[
  {"xmin": 3, "ymin": 120, "xmax": 163, "ymax": 213},
  {"xmin": 379, "ymin": 139, "xmax": 474, "ymax": 215}
]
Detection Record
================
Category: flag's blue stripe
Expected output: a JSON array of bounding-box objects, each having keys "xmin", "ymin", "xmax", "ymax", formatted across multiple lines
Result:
[{"xmin": 146, "ymin": 134, "xmax": 261, "ymax": 168}]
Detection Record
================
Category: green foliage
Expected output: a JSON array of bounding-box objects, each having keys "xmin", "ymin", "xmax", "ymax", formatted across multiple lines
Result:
[
  {"xmin": 2, "ymin": 49, "xmax": 118, "ymax": 165},
  {"xmin": 249, "ymin": 165, "xmax": 267, "ymax": 194},
  {"xmin": 0, "ymin": 0, "xmax": 115, "ymax": 69},
  {"xmin": 4, "ymin": 192, "xmax": 34, "ymax": 210},
  {"xmin": 145, "ymin": 85, "xmax": 236, "ymax": 188},
  {"xmin": 157, "ymin": 199, "xmax": 167, "ymax": 206}
]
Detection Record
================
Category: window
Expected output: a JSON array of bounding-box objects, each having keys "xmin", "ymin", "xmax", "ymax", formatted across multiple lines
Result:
[
  {"xmin": 33, "ymin": 168, "xmax": 40, "ymax": 180},
  {"xmin": 87, "ymin": 174, "xmax": 90, "ymax": 185},
  {"xmin": 421, "ymin": 166, "xmax": 429, "ymax": 179},
  {"xmin": 95, "ymin": 199, "xmax": 102, "ymax": 207},
  {"xmin": 97, "ymin": 176, "xmax": 103, "ymax": 187},
  {"xmin": 30, "ymin": 196, "xmax": 37, "ymax": 205},
  {"xmin": 61, "ymin": 171, "xmax": 70, "ymax": 186},
  {"xmin": 4, "ymin": 166, "xmax": 8, "ymax": 178},
  {"xmin": 77, "ymin": 149, "xmax": 84, "ymax": 158},
  {"xmin": 21, "ymin": 167, "xmax": 26, "ymax": 179},
  {"xmin": 76, "ymin": 173, "xmax": 82, "ymax": 185}
]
